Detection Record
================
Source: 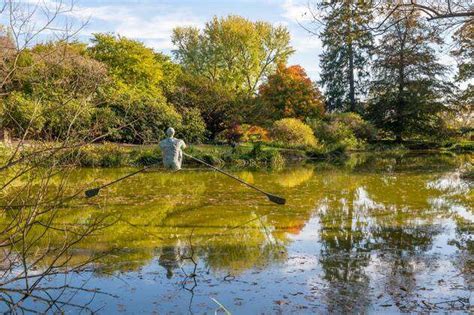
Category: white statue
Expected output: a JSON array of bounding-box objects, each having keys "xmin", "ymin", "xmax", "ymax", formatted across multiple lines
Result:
[{"xmin": 159, "ymin": 127, "xmax": 186, "ymax": 170}]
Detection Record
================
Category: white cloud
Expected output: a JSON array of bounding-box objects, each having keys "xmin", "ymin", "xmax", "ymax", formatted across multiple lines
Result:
[
  {"xmin": 281, "ymin": 0, "xmax": 313, "ymax": 22},
  {"xmin": 291, "ymin": 33, "xmax": 321, "ymax": 53},
  {"xmin": 69, "ymin": 3, "xmax": 202, "ymax": 51}
]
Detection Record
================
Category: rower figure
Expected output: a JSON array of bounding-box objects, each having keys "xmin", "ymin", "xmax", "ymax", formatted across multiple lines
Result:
[{"xmin": 159, "ymin": 127, "xmax": 186, "ymax": 170}]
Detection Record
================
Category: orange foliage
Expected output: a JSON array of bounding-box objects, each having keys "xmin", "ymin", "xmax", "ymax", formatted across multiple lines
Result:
[
  {"xmin": 258, "ymin": 63, "xmax": 325, "ymax": 121},
  {"xmin": 240, "ymin": 124, "xmax": 271, "ymax": 142}
]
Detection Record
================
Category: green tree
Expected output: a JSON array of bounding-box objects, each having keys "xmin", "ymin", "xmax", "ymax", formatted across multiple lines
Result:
[
  {"xmin": 172, "ymin": 15, "xmax": 293, "ymax": 95},
  {"xmin": 168, "ymin": 73, "xmax": 237, "ymax": 140},
  {"xmin": 450, "ymin": 22, "xmax": 473, "ymax": 134},
  {"xmin": 258, "ymin": 63, "xmax": 324, "ymax": 122},
  {"xmin": 319, "ymin": 0, "xmax": 373, "ymax": 112},
  {"xmin": 89, "ymin": 33, "xmax": 163, "ymax": 94},
  {"xmin": 451, "ymin": 21, "xmax": 473, "ymax": 83},
  {"xmin": 367, "ymin": 11, "xmax": 449, "ymax": 141},
  {"xmin": 0, "ymin": 26, "xmax": 16, "ymax": 95},
  {"xmin": 2, "ymin": 42, "xmax": 107, "ymax": 139},
  {"xmin": 88, "ymin": 34, "xmax": 183, "ymax": 143}
]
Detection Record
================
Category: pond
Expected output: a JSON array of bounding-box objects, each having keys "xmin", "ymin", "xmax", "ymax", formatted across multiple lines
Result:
[{"xmin": 1, "ymin": 152, "xmax": 473, "ymax": 313}]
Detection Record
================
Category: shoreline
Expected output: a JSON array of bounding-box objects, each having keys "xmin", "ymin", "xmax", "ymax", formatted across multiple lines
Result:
[{"xmin": 1, "ymin": 140, "xmax": 472, "ymax": 170}]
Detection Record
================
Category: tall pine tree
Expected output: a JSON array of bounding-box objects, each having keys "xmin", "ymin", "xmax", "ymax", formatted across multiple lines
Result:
[
  {"xmin": 319, "ymin": 0, "xmax": 373, "ymax": 112},
  {"xmin": 367, "ymin": 11, "xmax": 449, "ymax": 142}
]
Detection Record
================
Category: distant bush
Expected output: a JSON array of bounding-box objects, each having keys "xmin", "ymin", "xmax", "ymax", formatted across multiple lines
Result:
[
  {"xmin": 332, "ymin": 113, "xmax": 376, "ymax": 141},
  {"xmin": 240, "ymin": 124, "xmax": 271, "ymax": 143},
  {"xmin": 84, "ymin": 143, "xmax": 125, "ymax": 167},
  {"xmin": 248, "ymin": 143, "xmax": 284, "ymax": 169},
  {"xmin": 271, "ymin": 118, "xmax": 318, "ymax": 148},
  {"xmin": 1, "ymin": 92, "xmax": 45, "ymax": 137},
  {"xmin": 220, "ymin": 124, "xmax": 244, "ymax": 145},
  {"xmin": 308, "ymin": 113, "xmax": 376, "ymax": 150},
  {"xmin": 178, "ymin": 107, "xmax": 206, "ymax": 144},
  {"xmin": 131, "ymin": 147, "xmax": 161, "ymax": 166}
]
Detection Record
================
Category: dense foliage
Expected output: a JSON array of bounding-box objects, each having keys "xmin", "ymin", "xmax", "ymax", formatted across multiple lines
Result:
[
  {"xmin": 172, "ymin": 15, "xmax": 293, "ymax": 95},
  {"xmin": 258, "ymin": 64, "xmax": 325, "ymax": 122},
  {"xmin": 367, "ymin": 11, "xmax": 449, "ymax": 141},
  {"xmin": 272, "ymin": 118, "xmax": 318, "ymax": 148},
  {"xmin": 319, "ymin": 0, "xmax": 373, "ymax": 112},
  {"xmin": 1, "ymin": 9, "xmax": 471, "ymax": 149}
]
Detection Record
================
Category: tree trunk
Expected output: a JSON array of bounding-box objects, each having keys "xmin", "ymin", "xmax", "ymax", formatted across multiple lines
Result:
[
  {"xmin": 348, "ymin": 41, "xmax": 356, "ymax": 112},
  {"xmin": 395, "ymin": 28, "xmax": 407, "ymax": 144}
]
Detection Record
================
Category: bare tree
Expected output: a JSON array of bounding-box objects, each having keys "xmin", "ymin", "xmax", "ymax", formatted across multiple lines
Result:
[
  {"xmin": 0, "ymin": 0, "xmax": 87, "ymax": 94},
  {"xmin": 384, "ymin": 0, "xmax": 473, "ymax": 21},
  {"xmin": 0, "ymin": 1, "xmax": 124, "ymax": 312}
]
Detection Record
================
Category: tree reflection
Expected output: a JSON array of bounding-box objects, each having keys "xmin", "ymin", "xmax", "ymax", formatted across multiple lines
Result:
[
  {"xmin": 2, "ymin": 152, "xmax": 471, "ymax": 312},
  {"xmin": 316, "ymin": 174, "xmax": 372, "ymax": 313}
]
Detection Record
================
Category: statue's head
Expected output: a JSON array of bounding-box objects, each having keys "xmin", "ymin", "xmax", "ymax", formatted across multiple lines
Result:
[{"xmin": 166, "ymin": 127, "xmax": 175, "ymax": 137}]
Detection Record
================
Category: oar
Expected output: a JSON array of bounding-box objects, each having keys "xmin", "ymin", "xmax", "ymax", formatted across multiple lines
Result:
[
  {"xmin": 183, "ymin": 152, "xmax": 286, "ymax": 205},
  {"xmin": 85, "ymin": 166, "xmax": 152, "ymax": 198}
]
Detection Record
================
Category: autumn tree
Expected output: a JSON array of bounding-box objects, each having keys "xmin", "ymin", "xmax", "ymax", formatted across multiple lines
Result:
[
  {"xmin": 172, "ymin": 15, "xmax": 294, "ymax": 95},
  {"xmin": 318, "ymin": 0, "xmax": 374, "ymax": 112},
  {"xmin": 258, "ymin": 63, "xmax": 324, "ymax": 122},
  {"xmin": 0, "ymin": 26, "xmax": 15, "ymax": 95},
  {"xmin": 367, "ymin": 11, "xmax": 449, "ymax": 142}
]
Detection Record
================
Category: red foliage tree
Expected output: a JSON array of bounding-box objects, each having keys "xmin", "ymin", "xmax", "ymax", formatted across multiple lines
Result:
[{"xmin": 258, "ymin": 63, "xmax": 325, "ymax": 121}]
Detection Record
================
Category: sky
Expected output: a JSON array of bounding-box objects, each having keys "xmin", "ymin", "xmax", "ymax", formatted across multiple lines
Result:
[
  {"xmin": 68, "ymin": 0, "xmax": 323, "ymax": 79},
  {"xmin": 2, "ymin": 0, "xmax": 458, "ymax": 81}
]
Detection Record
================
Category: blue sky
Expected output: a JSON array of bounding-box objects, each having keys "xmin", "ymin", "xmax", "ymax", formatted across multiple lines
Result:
[
  {"xmin": 70, "ymin": 0, "xmax": 323, "ymax": 79},
  {"xmin": 2, "ymin": 0, "xmax": 457, "ymax": 81}
]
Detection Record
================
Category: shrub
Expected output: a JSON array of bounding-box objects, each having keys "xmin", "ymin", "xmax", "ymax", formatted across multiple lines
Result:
[
  {"xmin": 90, "ymin": 107, "xmax": 122, "ymax": 141},
  {"xmin": 76, "ymin": 143, "xmax": 126, "ymax": 167},
  {"xmin": 97, "ymin": 143, "xmax": 125, "ymax": 167},
  {"xmin": 271, "ymin": 118, "xmax": 318, "ymax": 148},
  {"xmin": 1, "ymin": 92, "xmax": 45, "ymax": 137},
  {"xmin": 220, "ymin": 124, "xmax": 244, "ymax": 145},
  {"xmin": 307, "ymin": 113, "xmax": 376, "ymax": 150},
  {"xmin": 248, "ymin": 143, "xmax": 285, "ymax": 169},
  {"xmin": 178, "ymin": 107, "xmax": 206, "ymax": 144},
  {"xmin": 131, "ymin": 147, "xmax": 161, "ymax": 166},
  {"xmin": 332, "ymin": 113, "xmax": 376, "ymax": 141},
  {"xmin": 240, "ymin": 124, "xmax": 271, "ymax": 143}
]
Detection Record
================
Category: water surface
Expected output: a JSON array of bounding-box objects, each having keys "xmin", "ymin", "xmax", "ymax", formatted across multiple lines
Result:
[{"xmin": 2, "ymin": 152, "xmax": 473, "ymax": 313}]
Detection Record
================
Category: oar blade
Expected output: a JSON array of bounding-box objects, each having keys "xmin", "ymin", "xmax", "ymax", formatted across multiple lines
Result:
[
  {"xmin": 85, "ymin": 188, "xmax": 100, "ymax": 198},
  {"xmin": 267, "ymin": 193, "xmax": 286, "ymax": 205}
]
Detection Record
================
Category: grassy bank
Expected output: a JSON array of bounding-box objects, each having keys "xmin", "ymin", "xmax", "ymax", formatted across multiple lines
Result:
[
  {"xmin": 1, "ymin": 140, "xmax": 472, "ymax": 170},
  {"xmin": 364, "ymin": 139, "xmax": 474, "ymax": 153},
  {"xmin": 0, "ymin": 141, "xmax": 347, "ymax": 170},
  {"xmin": 65, "ymin": 142, "xmax": 334, "ymax": 169}
]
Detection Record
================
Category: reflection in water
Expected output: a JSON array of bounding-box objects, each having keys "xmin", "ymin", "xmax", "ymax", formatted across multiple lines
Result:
[
  {"xmin": 159, "ymin": 244, "xmax": 183, "ymax": 279},
  {"xmin": 274, "ymin": 167, "xmax": 314, "ymax": 188},
  {"xmin": 0, "ymin": 152, "xmax": 472, "ymax": 313}
]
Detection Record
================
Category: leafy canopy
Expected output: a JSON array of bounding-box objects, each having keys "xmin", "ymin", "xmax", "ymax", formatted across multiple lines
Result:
[
  {"xmin": 258, "ymin": 63, "xmax": 325, "ymax": 122},
  {"xmin": 319, "ymin": 0, "xmax": 373, "ymax": 112},
  {"xmin": 172, "ymin": 15, "xmax": 294, "ymax": 95},
  {"xmin": 367, "ymin": 11, "xmax": 449, "ymax": 141}
]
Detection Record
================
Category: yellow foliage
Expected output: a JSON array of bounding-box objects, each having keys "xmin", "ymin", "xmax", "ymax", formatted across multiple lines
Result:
[{"xmin": 271, "ymin": 118, "xmax": 318, "ymax": 148}]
